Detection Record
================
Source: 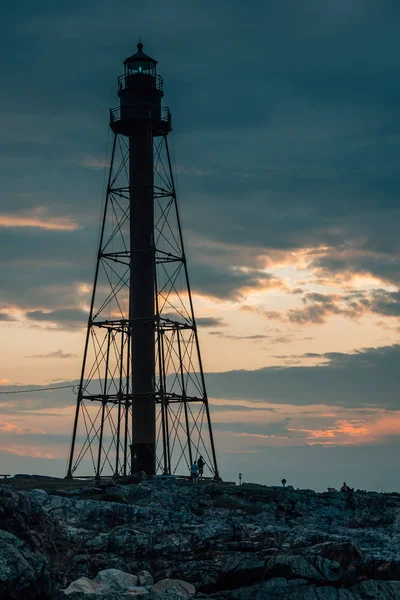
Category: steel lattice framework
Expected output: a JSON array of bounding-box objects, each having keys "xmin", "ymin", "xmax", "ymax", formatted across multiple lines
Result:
[{"xmin": 66, "ymin": 100, "xmax": 219, "ymax": 479}]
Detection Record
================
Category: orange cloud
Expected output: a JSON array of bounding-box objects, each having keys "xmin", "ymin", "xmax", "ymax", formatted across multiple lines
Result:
[
  {"xmin": 0, "ymin": 206, "xmax": 80, "ymax": 231},
  {"xmin": 0, "ymin": 421, "xmax": 43, "ymax": 435},
  {"xmin": 368, "ymin": 413, "xmax": 400, "ymax": 439},
  {"xmin": 292, "ymin": 419, "xmax": 375, "ymax": 446},
  {"xmin": 298, "ymin": 419, "xmax": 369, "ymax": 436},
  {"xmin": 5, "ymin": 447, "xmax": 55, "ymax": 459}
]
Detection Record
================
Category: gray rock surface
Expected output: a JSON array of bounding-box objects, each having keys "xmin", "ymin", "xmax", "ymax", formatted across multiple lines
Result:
[
  {"xmin": 0, "ymin": 529, "xmax": 49, "ymax": 599},
  {"xmin": 2, "ymin": 479, "xmax": 400, "ymax": 598},
  {"xmin": 94, "ymin": 568, "xmax": 139, "ymax": 592},
  {"xmin": 152, "ymin": 578, "xmax": 195, "ymax": 597},
  {"xmin": 63, "ymin": 576, "xmax": 100, "ymax": 594},
  {"xmin": 137, "ymin": 570, "xmax": 154, "ymax": 587}
]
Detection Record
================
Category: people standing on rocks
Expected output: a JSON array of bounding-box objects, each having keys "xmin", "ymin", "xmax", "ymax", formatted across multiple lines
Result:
[
  {"xmin": 197, "ymin": 456, "xmax": 205, "ymax": 479},
  {"xmin": 190, "ymin": 461, "xmax": 198, "ymax": 484},
  {"xmin": 341, "ymin": 482, "xmax": 353, "ymax": 493},
  {"xmin": 341, "ymin": 482, "xmax": 355, "ymax": 509}
]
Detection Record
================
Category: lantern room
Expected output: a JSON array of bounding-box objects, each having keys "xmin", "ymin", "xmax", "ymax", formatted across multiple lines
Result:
[
  {"xmin": 118, "ymin": 42, "xmax": 162, "ymax": 93},
  {"xmin": 111, "ymin": 42, "xmax": 171, "ymax": 137},
  {"xmin": 124, "ymin": 42, "xmax": 157, "ymax": 76}
]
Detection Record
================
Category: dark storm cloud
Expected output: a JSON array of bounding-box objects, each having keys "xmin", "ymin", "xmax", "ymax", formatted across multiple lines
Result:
[
  {"xmin": 4, "ymin": 344, "xmax": 400, "ymax": 416},
  {"xmin": 26, "ymin": 308, "xmax": 88, "ymax": 329},
  {"xmin": 189, "ymin": 263, "xmax": 283, "ymax": 300},
  {"xmin": 205, "ymin": 344, "xmax": 400, "ymax": 410},
  {"xmin": 162, "ymin": 315, "xmax": 226, "ymax": 327},
  {"xmin": 1, "ymin": 0, "xmax": 400, "ymax": 304},
  {"xmin": 2, "ymin": 343, "xmax": 400, "ymax": 419},
  {"xmin": 196, "ymin": 317, "xmax": 226, "ymax": 328},
  {"xmin": 0, "ymin": 227, "xmax": 95, "ymax": 312}
]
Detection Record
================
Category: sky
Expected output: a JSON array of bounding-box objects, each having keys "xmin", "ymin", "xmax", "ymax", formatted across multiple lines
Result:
[{"xmin": 1, "ymin": 0, "xmax": 400, "ymax": 490}]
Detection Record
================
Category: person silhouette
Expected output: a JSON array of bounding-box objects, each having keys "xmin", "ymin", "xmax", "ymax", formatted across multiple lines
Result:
[
  {"xmin": 190, "ymin": 461, "xmax": 198, "ymax": 484},
  {"xmin": 198, "ymin": 456, "xmax": 205, "ymax": 479}
]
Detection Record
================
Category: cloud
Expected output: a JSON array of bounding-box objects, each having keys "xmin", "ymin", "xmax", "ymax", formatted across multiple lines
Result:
[
  {"xmin": 204, "ymin": 344, "xmax": 400, "ymax": 410},
  {"xmin": 0, "ymin": 421, "xmax": 43, "ymax": 436},
  {"xmin": 25, "ymin": 308, "xmax": 88, "ymax": 329},
  {"xmin": 0, "ymin": 383, "xmax": 77, "ymax": 412},
  {"xmin": 196, "ymin": 317, "xmax": 226, "ymax": 328},
  {"xmin": 264, "ymin": 289, "xmax": 400, "ymax": 325},
  {"xmin": 1, "ymin": 0, "xmax": 400, "ymax": 496},
  {"xmin": 209, "ymin": 402, "xmax": 276, "ymax": 413},
  {"xmin": 26, "ymin": 350, "xmax": 78, "ymax": 359},
  {"xmin": 81, "ymin": 155, "xmax": 111, "ymax": 169},
  {"xmin": 269, "ymin": 337, "xmax": 293, "ymax": 344},
  {"xmin": 1, "ymin": 1, "xmax": 399, "ymax": 306},
  {"xmin": 0, "ymin": 207, "xmax": 80, "ymax": 231},
  {"xmin": 310, "ymin": 249, "xmax": 400, "ymax": 290},
  {"xmin": 294, "ymin": 419, "xmax": 371, "ymax": 446},
  {"xmin": 209, "ymin": 331, "xmax": 267, "ymax": 341},
  {"xmin": 0, "ymin": 312, "xmax": 15, "ymax": 321},
  {"xmin": 163, "ymin": 315, "xmax": 226, "ymax": 328},
  {"xmin": 5, "ymin": 448, "xmax": 55, "ymax": 459},
  {"xmin": 215, "ymin": 418, "xmax": 292, "ymax": 438},
  {"xmin": 6, "ymin": 344, "xmax": 400, "ymax": 413},
  {"xmin": 189, "ymin": 263, "xmax": 284, "ymax": 300}
]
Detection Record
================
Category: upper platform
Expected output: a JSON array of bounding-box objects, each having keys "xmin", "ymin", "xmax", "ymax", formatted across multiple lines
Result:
[{"xmin": 110, "ymin": 104, "xmax": 171, "ymax": 137}]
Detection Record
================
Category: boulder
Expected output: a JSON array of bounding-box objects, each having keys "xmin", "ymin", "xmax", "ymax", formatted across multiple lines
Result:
[
  {"xmin": 124, "ymin": 588, "xmax": 150, "ymax": 597},
  {"xmin": 0, "ymin": 529, "xmax": 49, "ymax": 600},
  {"xmin": 94, "ymin": 568, "xmax": 139, "ymax": 592},
  {"xmin": 30, "ymin": 489, "xmax": 48, "ymax": 495},
  {"xmin": 63, "ymin": 569, "xmax": 142, "ymax": 596},
  {"xmin": 138, "ymin": 570, "xmax": 154, "ymax": 587},
  {"xmin": 63, "ymin": 577, "xmax": 100, "ymax": 595}
]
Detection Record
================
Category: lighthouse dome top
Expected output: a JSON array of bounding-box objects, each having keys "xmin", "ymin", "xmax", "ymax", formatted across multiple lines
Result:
[{"xmin": 123, "ymin": 42, "xmax": 157, "ymax": 67}]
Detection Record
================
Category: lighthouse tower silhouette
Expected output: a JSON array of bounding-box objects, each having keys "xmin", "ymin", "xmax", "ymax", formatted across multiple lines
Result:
[{"xmin": 66, "ymin": 43, "xmax": 219, "ymax": 480}]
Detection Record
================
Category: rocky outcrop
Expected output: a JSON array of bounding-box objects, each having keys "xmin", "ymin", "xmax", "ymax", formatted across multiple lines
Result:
[
  {"xmin": 0, "ymin": 529, "xmax": 49, "ymax": 599},
  {"xmin": 1, "ymin": 479, "xmax": 400, "ymax": 598}
]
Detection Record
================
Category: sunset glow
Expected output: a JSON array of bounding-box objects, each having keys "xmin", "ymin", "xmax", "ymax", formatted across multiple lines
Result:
[{"xmin": 1, "ymin": 1, "xmax": 400, "ymax": 490}]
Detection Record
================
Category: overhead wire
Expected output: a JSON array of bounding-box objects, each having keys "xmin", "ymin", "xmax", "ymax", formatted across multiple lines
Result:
[{"xmin": 0, "ymin": 384, "xmax": 75, "ymax": 395}]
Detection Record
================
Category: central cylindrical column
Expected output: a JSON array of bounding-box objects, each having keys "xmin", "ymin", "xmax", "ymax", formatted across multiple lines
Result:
[{"xmin": 129, "ymin": 123, "xmax": 156, "ymax": 475}]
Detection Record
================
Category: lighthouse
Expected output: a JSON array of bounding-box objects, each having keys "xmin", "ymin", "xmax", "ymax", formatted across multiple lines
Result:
[{"xmin": 67, "ymin": 44, "xmax": 219, "ymax": 480}]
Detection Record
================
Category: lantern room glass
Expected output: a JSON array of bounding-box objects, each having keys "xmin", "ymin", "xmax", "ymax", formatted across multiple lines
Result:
[{"xmin": 125, "ymin": 60, "xmax": 156, "ymax": 77}]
